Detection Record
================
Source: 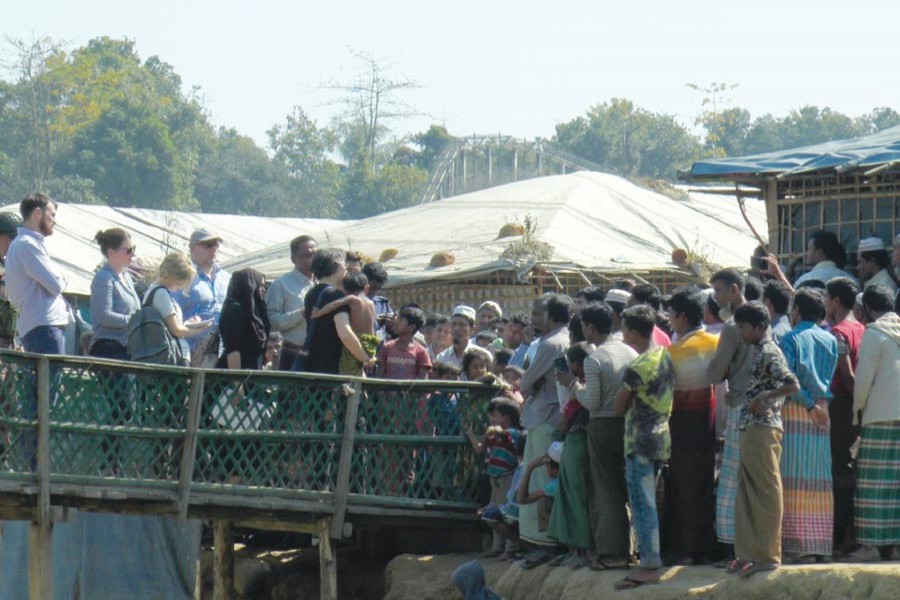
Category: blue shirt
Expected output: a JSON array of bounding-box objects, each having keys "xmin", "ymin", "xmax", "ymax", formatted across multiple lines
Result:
[
  {"xmin": 508, "ymin": 342, "xmax": 530, "ymax": 368},
  {"xmin": 89, "ymin": 264, "xmax": 140, "ymax": 347},
  {"xmin": 770, "ymin": 314, "xmax": 792, "ymax": 346},
  {"xmin": 5, "ymin": 227, "xmax": 70, "ymax": 336},
  {"xmin": 780, "ymin": 321, "xmax": 839, "ymax": 409},
  {"xmin": 174, "ymin": 263, "xmax": 230, "ymax": 350}
]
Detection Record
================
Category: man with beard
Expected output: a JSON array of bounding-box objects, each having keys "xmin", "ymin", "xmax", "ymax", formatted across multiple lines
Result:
[{"xmin": 5, "ymin": 193, "xmax": 69, "ymax": 354}]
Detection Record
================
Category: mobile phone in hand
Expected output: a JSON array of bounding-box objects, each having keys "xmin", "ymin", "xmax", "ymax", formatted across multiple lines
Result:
[{"xmin": 553, "ymin": 356, "xmax": 569, "ymax": 373}]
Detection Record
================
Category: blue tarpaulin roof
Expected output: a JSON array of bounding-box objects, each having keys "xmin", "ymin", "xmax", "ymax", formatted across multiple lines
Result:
[{"xmin": 686, "ymin": 124, "xmax": 900, "ymax": 180}]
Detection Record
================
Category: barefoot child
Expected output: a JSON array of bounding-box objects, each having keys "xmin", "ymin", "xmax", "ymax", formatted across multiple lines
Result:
[
  {"xmin": 466, "ymin": 396, "xmax": 522, "ymax": 557},
  {"xmin": 515, "ymin": 441, "xmax": 562, "ymax": 569}
]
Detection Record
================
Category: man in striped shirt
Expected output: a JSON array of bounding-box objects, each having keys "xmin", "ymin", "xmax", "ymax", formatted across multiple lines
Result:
[{"xmin": 663, "ymin": 287, "xmax": 719, "ymax": 564}]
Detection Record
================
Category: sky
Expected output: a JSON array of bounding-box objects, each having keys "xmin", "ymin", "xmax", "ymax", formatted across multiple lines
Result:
[{"xmin": 7, "ymin": 0, "xmax": 900, "ymax": 150}]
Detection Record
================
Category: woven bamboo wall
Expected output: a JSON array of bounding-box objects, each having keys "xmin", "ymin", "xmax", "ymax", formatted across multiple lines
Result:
[
  {"xmin": 775, "ymin": 171, "xmax": 900, "ymax": 270},
  {"xmin": 385, "ymin": 268, "xmax": 704, "ymax": 316}
]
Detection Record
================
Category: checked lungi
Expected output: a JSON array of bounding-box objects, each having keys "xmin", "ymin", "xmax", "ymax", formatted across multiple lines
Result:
[{"xmin": 855, "ymin": 421, "xmax": 900, "ymax": 546}]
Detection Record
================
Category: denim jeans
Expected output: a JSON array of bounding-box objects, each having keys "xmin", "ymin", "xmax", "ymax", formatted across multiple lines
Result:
[
  {"xmin": 16, "ymin": 325, "xmax": 65, "ymax": 470},
  {"xmin": 22, "ymin": 325, "xmax": 66, "ymax": 355},
  {"xmin": 626, "ymin": 453, "xmax": 663, "ymax": 569}
]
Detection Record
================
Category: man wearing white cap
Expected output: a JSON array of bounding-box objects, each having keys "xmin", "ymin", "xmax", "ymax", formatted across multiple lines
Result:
[
  {"xmin": 857, "ymin": 237, "xmax": 899, "ymax": 295},
  {"xmin": 605, "ymin": 289, "xmax": 631, "ymax": 341},
  {"xmin": 175, "ymin": 228, "xmax": 231, "ymax": 352},
  {"xmin": 436, "ymin": 305, "xmax": 477, "ymax": 369},
  {"xmin": 477, "ymin": 301, "xmax": 502, "ymax": 332}
]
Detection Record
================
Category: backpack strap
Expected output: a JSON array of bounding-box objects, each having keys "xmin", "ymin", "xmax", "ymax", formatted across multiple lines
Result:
[{"xmin": 145, "ymin": 285, "xmax": 168, "ymax": 308}]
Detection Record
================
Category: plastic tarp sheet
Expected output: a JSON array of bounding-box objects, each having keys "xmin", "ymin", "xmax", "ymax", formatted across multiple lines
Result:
[
  {"xmin": 226, "ymin": 171, "xmax": 768, "ymax": 286},
  {"xmin": 688, "ymin": 124, "xmax": 900, "ymax": 179},
  {"xmin": 0, "ymin": 512, "xmax": 201, "ymax": 599},
  {"xmin": 0, "ymin": 203, "xmax": 346, "ymax": 296}
]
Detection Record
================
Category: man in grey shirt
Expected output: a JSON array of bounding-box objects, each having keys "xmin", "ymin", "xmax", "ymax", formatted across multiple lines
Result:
[
  {"xmin": 705, "ymin": 268, "xmax": 752, "ymax": 557},
  {"xmin": 574, "ymin": 301, "xmax": 637, "ymax": 568},
  {"xmin": 266, "ymin": 235, "xmax": 317, "ymax": 370},
  {"xmin": 518, "ymin": 293, "xmax": 572, "ymax": 555},
  {"xmin": 5, "ymin": 193, "xmax": 69, "ymax": 354}
]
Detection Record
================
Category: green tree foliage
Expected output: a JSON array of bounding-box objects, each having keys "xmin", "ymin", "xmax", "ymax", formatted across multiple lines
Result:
[
  {"xmin": 553, "ymin": 98, "xmax": 701, "ymax": 179},
  {"xmin": 267, "ymin": 107, "xmax": 342, "ymax": 217},
  {"xmin": 194, "ymin": 127, "xmax": 291, "ymax": 216}
]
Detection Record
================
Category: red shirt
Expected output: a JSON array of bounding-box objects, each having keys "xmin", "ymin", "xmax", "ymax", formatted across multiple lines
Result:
[
  {"xmin": 830, "ymin": 318, "xmax": 865, "ymax": 396},
  {"xmin": 378, "ymin": 339, "xmax": 432, "ymax": 380}
]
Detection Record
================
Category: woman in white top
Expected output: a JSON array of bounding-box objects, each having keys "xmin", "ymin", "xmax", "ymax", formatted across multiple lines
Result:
[{"xmin": 144, "ymin": 253, "xmax": 213, "ymax": 361}]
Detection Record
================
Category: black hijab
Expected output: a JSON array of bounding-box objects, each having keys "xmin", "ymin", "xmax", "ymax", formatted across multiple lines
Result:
[{"xmin": 225, "ymin": 268, "xmax": 269, "ymax": 349}]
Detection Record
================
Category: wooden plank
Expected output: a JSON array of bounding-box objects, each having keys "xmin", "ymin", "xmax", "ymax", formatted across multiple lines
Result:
[
  {"xmin": 232, "ymin": 518, "xmax": 321, "ymax": 535},
  {"xmin": 30, "ymin": 356, "xmax": 53, "ymax": 600},
  {"xmin": 213, "ymin": 520, "xmax": 234, "ymax": 600},
  {"xmin": 178, "ymin": 370, "xmax": 205, "ymax": 517},
  {"xmin": 330, "ymin": 380, "xmax": 361, "ymax": 539},
  {"xmin": 318, "ymin": 517, "xmax": 337, "ymax": 600}
]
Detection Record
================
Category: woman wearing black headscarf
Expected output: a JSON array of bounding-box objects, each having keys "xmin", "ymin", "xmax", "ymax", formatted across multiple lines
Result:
[{"xmin": 216, "ymin": 268, "xmax": 270, "ymax": 370}]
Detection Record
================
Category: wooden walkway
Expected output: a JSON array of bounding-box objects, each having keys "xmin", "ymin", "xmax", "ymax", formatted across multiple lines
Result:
[{"xmin": 0, "ymin": 350, "xmax": 495, "ymax": 599}]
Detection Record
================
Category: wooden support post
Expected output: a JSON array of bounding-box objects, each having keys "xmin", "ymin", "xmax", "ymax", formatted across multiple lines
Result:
[
  {"xmin": 330, "ymin": 381, "xmax": 361, "ymax": 539},
  {"xmin": 29, "ymin": 356, "xmax": 53, "ymax": 600},
  {"xmin": 213, "ymin": 520, "xmax": 234, "ymax": 600},
  {"xmin": 177, "ymin": 371, "xmax": 205, "ymax": 517},
  {"xmin": 319, "ymin": 517, "xmax": 337, "ymax": 600}
]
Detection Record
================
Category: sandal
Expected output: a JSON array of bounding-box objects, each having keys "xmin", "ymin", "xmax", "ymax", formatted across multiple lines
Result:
[
  {"xmin": 547, "ymin": 553, "xmax": 571, "ymax": 567},
  {"xmin": 520, "ymin": 551, "xmax": 552, "ymax": 570},
  {"xmin": 614, "ymin": 575, "xmax": 659, "ymax": 590},
  {"xmin": 590, "ymin": 557, "xmax": 631, "ymax": 571},
  {"xmin": 725, "ymin": 559, "xmax": 747, "ymax": 574},
  {"xmin": 739, "ymin": 561, "xmax": 778, "ymax": 578}
]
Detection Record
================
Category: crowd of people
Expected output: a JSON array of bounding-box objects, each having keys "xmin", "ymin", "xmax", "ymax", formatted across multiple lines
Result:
[{"xmin": 2, "ymin": 193, "xmax": 900, "ymax": 590}]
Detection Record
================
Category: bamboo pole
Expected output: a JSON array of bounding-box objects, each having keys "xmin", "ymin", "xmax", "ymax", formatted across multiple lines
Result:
[
  {"xmin": 29, "ymin": 356, "xmax": 53, "ymax": 600},
  {"xmin": 213, "ymin": 520, "xmax": 234, "ymax": 600}
]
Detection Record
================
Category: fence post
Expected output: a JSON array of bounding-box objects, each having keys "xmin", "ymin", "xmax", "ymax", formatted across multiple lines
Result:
[
  {"xmin": 329, "ymin": 381, "xmax": 361, "ymax": 539},
  {"xmin": 29, "ymin": 356, "xmax": 53, "ymax": 599},
  {"xmin": 177, "ymin": 370, "xmax": 205, "ymax": 517}
]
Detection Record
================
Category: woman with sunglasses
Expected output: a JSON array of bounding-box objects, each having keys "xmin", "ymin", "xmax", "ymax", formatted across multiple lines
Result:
[{"xmin": 89, "ymin": 228, "xmax": 140, "ymax": 360}]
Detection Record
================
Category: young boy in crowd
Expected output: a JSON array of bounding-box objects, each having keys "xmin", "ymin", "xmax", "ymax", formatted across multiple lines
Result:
[
  {"xmin": 612, "ymin": 306, "xmax": 674, "ymax": 589},
  {"xmin": 376, "ymin": 305, "xmax": 432, "ymax": 379},
  {"xmin": 729, "ymin": 302, "xmax": 800, "ymax": 577},
  {"xmin": 480, "ymin": 432, "xmax": 528, "ymax": 560},
  {"xmin": 515, "ymin": 441, "xmax": 563, "ymax": 569},
  {"xmin": 499, "ymin": 365, "xmax": 525, "ymax": 404},
  {"xmin": 465, "ymin": 396, "xmax": 523, "ymax": 557}
]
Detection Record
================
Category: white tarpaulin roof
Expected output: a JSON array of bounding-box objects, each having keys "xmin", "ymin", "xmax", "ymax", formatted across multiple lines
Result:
[
  {"xmin": 226, "ymin": 171, "xmax": 767, "ymax": 286},
  {"xmin": 0, "ymin": 203, "xmax": 344, "ymax": 296}
]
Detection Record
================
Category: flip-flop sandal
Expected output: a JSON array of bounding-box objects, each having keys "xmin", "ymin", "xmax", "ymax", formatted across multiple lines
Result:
[
  {"xmin": 520, "ymin": 552, "xmax": 552, "ymax": 570},
  {"xmin": 614, "ymin": 576, "xmax": 659, "ymax": 590},
  {"xmin": 739, "ymin": 561, "xmax": 778, "ymax": 578},
  {"xmin": 725, "ymin": 559, "xmax": 747, "ymax": 574},
  {"xmin": 590, "ymin": 558, "xmax": 631, "ymax": 571}
]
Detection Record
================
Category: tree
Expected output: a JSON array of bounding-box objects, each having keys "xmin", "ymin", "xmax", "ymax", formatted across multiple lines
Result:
[
  {"xmin": 323, "ymin": 49, "xmax": 421, "ymax": 164},
  {"xmin": 686, "ymin": 82, "xmax": 740, "ymax": 156},
  {"xmin": 553, "ymin": 98, "xmax": 700, "ymax": 180},
  {"xmin": 267, "ymin": 107, "xmax": 342, "ymax": 217}
]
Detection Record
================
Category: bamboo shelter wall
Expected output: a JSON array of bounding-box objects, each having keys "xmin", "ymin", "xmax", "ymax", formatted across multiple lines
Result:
[
  {"xmin": 775, "ymin": 171, "xmax": 900, "ymax": 271},
  {"xmin": 386, "ymin": 268, "xmax": 704, "ymax": 316}
]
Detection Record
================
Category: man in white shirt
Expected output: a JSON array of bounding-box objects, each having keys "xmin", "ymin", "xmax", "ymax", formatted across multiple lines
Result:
[
  {"xmin": 436, "ymin": 305, "xmax": 476, "ymax": 369},
  {"xmin": 857, "ymin": 237, "xmax": 898, "ymax": 295},
  {"xmin": 266, "ymin": 235, "xmax": 317, "ymax": 369},
  {"xmin": 794, "ymin": 231, "xmax": 856, "ymax": 287}
]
